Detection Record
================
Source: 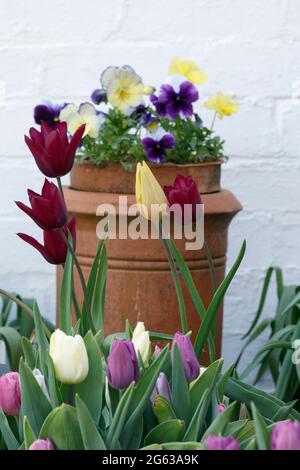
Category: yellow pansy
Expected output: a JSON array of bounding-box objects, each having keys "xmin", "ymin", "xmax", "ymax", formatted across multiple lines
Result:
[
  {"xmin": 101, "ymin": 65, "xmax": 144, "ymax": 110},
  {"xmin": 168, "ymin": 57, "xmax": 207, "ymax": 85},
  {"xmin": 204, "ymin": 92, "xmax": 238, "ymax": 119}
]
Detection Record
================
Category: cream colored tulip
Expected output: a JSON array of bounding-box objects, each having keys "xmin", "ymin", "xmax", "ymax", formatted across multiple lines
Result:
[
  {"xmin": 49, "ymin": 329, "xmax": 89, "ymax": 384},
  {"xmin": 132, "ymin": 322, "xmax": 151, "ymax": 366},
  {"xmin": 135, "ymin": 161, "xmax": 168, "ymax": 221}
]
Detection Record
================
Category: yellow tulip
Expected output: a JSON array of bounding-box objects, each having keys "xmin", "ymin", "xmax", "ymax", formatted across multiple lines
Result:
[
  {"xmin": 204, "ymin": 92, "xmax": 238, "ymax": 119},
  {"xmin": 135, "ymin": 161, "xmax": 168, "ymax": 221},
  {"xmin": 49, "ymin": 329, "xmax": 89, "ymax": 384},
  {"xmin": 169, "ymin": 57, "xmax": 207, "ymax": 85},
  {"xmin": 132, "ymin": 322, "xmax": 151, "ymax": 366}
]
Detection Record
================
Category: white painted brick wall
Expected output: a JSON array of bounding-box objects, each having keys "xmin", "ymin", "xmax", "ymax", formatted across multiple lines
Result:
[{"xmin": 1, "ymin": 0, "xmax": 300, "ymax": 384}]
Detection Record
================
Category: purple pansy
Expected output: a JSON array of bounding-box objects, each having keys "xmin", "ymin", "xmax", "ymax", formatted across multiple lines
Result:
[
  {"xmin": 34, "ymin": 102, "xmax": 66, "ymax": 128},
  {"xmin": 150, "ymin": 81, "xmax": 199, "ymax": 119},
  {"xmin": 141, "ymin": 131, "xmax": 175, "ymax": 163},
  {"xmin": 91, "ymin": 88, "xmax": 107, "ymax": 105}
]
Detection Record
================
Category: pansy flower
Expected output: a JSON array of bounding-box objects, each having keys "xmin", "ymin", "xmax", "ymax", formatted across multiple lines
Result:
[
  {"xmin": 34, "ymin": 102, "xmax": 66, "ymax": 128},
  {"xmin": 59, "ymin": 103, "xmax": 105, "ymax": 138},
  {"xmin": 168, "ymin": 57, "xmax": 207, "ymax": 85},
  {"xmin": 151, "ymin": 76, "xmax": 199, "ymax": 120},
  {"xmin": 141, "ymin": 127, "xmax": 175, "ymax": 163},
  {"xmin": 101, "ymin": 65, "xmax": 144, "ymax": 111},
  {"xmin": 204, "ymin": 92, "xmax": 238, "ymax": 119}
]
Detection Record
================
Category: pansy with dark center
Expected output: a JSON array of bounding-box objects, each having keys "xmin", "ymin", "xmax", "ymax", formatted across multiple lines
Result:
[
  {"xmin": 34, "ymin": 103, "xmax": 66, "ymax": 128},
  {"xmin": 141, "ymin": 132, "xmax": 175, "ymax": 163},
  {"xmin": 150, "ymin": 81, "xmax": 199, "ymax": 119}
]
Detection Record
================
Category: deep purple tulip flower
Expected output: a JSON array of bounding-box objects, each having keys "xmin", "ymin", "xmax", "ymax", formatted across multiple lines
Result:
[
  {"xmin": 151, "ymin": 372, "xmax": 172, "ymax": 404},
  {"xmin": 18, "ymin": 217, "xmax": 76, "ymax": 265},
  {"xmin": 15, "ymin": 179, "xmax": 67, "ymax": 231},
  {"xmin": 271, "ymin": 420, "xmax": 300, "ymax": 450},
  {"xmin": 34, "ymin": 103, "xmax": 65, "ymax": 128},
  {"xmin": 29, "ymin": 439, "xmax": 55, "ymax": 450},
  {"xmin": 107, "ymin": 339, "xmax": 140, "ymax": 389},
  {"xmin": 172, "ymin": 332, "xmax": 200, "ymax": 382},
  {"xmin": 205, "ymin": 435, "xmax": 240, "ymax": 450},
  {"xmin": 0, "ymin": 372, "xmax": 21, "ymax": 416},
  {"xmin": 164, "ymin": 175, "xmax": 202, "ymax": 224},
  {"xmin": 91, "ymin": 89, "xmax": 107, "ymax": 105},
  {"xmin": 142, "ymin": 133, "xmax": 175, "ymax": 163},
  {"xmin": 25, "ymin": 121, "xmax": 85, "ymax": 178},
  {"xmin": 150, "ymin": 81, "xmax": 199, "ymax": 119}
]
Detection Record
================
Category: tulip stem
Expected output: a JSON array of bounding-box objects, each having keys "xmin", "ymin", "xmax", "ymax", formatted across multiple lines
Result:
[
  {"xmin": 0, "ymin": 288, "xmax": 51, "ymax": 339},
  {"xmin": 203, "ymin": 240, "xmax": 217, "ymax": 294},
  {"xmin": 60, "ymin": 230, "xmax": 96, "ymax": 335},
  {"xmin": 210, "ymin": 111, "xmax": 217, "ymax": 131},
  {"xmin": 160, "ymin": 227, "xmax": 188, "ymax": 334},
  {"xmin": 56, "ymin": 177, "xmax": 66, "ymax": 206}
]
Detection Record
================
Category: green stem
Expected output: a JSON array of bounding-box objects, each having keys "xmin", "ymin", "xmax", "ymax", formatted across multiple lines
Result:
[
  {"xmin": 0, "ymin": 289, "xmax": 51, "ymax": 339},
  {"xmin": 203, "ymin": 240, "xmax": 217, "ymax": 294},
  {"xmin": 60, "ymin": 230, "xmax": 96, "ymax": 335},
  {"xmin": 56, "ymin": 177, "xmax": 66, "ymax": 206},
  {"xmin": 210, "ymin": 111, "xmax": 217, "ymax": 131},
  {"xmin": 160, "ymin": 227, "xmax": 188, "ymax": 334}
]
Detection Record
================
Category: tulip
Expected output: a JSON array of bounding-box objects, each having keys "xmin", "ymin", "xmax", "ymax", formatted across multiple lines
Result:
[
  {"xmin": 164, "ymin": 175, "xmax": 202, "ymax": 224},
  {"xmin": 15, "ymin": 179, "xmax": 67, "ymax": 231},
  {"xmin": 153, "ymin": 345, "xmax": 162, "ymax": 359},
  {"xmin": 29, "ymin": 439, "xmax": 55, "ymax": 450},
  {"xmin": 18, "ymin": 217, "xmax": 76, "ymax": 265},
  {"xmin": 172, "ymin": 332, "xmax": 200, "ymax": 382},
  {"xmin": 0, "ymin": 372, "xmax": 21, "ymax": 416},
  {"xmin": 32, "ymin": 368, "xmax": 50, "ymax": 401},
  {"xmin": 136, "ymin": 161, "xmax": 169, "ymax": 222},
  {"xmin": 205, "ymin": 435, "xmax": 240, "ymax": 450},
  {"xmin": 217, "ymin": 403, "xmax": 226, "ymax": 415},
  {"xmin": 151, "ymin": 373, "xmax": 172, "ymax": 404},
  {"xmin": 25, "ymin": 121, "xmax": 85, "ymax": 178},
  {"xmin": 132, "ymin": 322, "xmax": 151, "ymax": 366},
  {"xmin": 271, "ymin": 420, "xmax": 300, "ymax": 450},
  {"xmin": 49, "ymin": 330, "xmax": 89, "ymax": 384},
  {"xmin": 107, "ymin": 339, "xmax": 140, "ymax": 389}
]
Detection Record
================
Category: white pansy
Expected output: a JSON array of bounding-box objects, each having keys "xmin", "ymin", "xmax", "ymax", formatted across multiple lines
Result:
[{"xmin": 59, "ymin": 102, "xmax": 104, "ymax": 139}]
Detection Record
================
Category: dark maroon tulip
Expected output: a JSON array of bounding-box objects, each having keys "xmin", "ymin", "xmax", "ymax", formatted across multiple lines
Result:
[
  {"xmin": 25, "ymin": 121, "xmax": 85, "ymax": 178},
  {"xmin": 271, "ymin": 420, "xmax": 300, "ymax": 450},
  {"xmin": 205, "ymin": 435, "xmax": 240, "ymax": 450},
  {"xmin": 151, "ymin": 372, "xmax": 172, "ymax": 404},
  {"xmin": 0, "ymin": 372, "xmax": 21, "ymax": 416},
  {"xmin": 29, "ymin": 439, "xmax": 55, "ymax": 450},
  {"xmin": 17, "ymin": 217, "xmax": 76, "ymax": 265},
  {"xmin": 15, "ymin": 179, "xmax": 67, "ymax": 231},
  {"xmin": 172, "ymin": 332, "xmax": 200, "ymax": 382},
  {"xmin": 107, "ymin": 339, "xmax": 140, "ymax": 389},
  {"xmin": 164, "ymin": 175, "xmax": 202, "ymax": 224}
]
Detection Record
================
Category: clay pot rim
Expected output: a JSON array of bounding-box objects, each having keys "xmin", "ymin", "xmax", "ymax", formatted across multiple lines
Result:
[{"xmin": 74, "ymin": 159, "xmax": 224, "ymax": 169}]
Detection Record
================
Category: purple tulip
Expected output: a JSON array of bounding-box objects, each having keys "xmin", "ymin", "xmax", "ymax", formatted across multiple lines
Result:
[
  {"xmin": 217, "ymin": 403, "xmax": 226, "ymax": 415},
  {"xmin": 153, "ymin": 345, "xmax": 162, "ymax": 359},
  {"xmin": 16, "ymin": 179, "xmax": 67, "ymax": 231},
  {"xmin": 25, "ymin": 121, "xmax": 85, "ymax": 178},
  {"xmin": 172, "ymin": 332, "xmax": 200, "ymax": 382},
  {"xmin": 164, "ymin": 175, "xmax": 202, "ymax": 224},
  {"xmin": 150, "ymin": 81, "xmax": 198, "ymax": 120},
  {"xmin": 29, "ymin": 439, "xmax": 55, "ymax": 450},
  {"xmin": 271, "ymin": 420, "xmax": 300, "ymax": 450},
  {"xmin": 107, "ymin": 339, "xmax": 140, "ymax": 389},
  {"xmin": 205, "ymin": 435, "xmax": 240, "ymax": 450},
  {"xmin": 18, "ymin": 217, "xmax": 76, "ymax": 265},
  {"xmin": 0, "ymin": 372, "xmax": 21, "ymax": 416},
  {"xmin": 151, "ymin": 373, "xmax": 172, "ymax": 404}
]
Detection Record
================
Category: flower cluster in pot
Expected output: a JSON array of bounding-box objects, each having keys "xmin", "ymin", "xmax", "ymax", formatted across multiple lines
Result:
[
  {"xmin": 33, "ymin": 58, "xmax": 238, "ymax": 167},
  {"xmin": 1, "ymin": 119, "xmax": 300, "ymax": 449}
]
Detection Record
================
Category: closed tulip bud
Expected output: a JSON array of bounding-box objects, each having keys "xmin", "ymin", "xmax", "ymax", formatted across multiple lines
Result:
[
  {"xmin": 132, "ymin": 322, "xmax": 151, "ymax": 366},
  {"xmin": 217, "ymin": 403, "xmax": 226, "ymax": 415},
  {"xmin": 136, "ymin": 161, "xmax": 168, "ymax": 221},
  {"xmin": 49, "ymin": 330, "xmax": 89, "ymax": 384},
  {"xmin": 32, "ymin": 368, "xmax": 50, "ymax": 401},
  {"xmin": 25, "ymin": 121, "xmax": 85, "ymax": 178},
  {"xmin": 153, "ymin": 345, "xmax": 162, "ymax": 359},
  {"xmin": 271, "ymin": 420, "xmax": 300, "ymax": 450},
  {"xmin": 0, "ymin": 372, "xmax": 21, "ymax": 416},
  {"xmin": 18, "ymin": 217, "xmax": 76, "ymax": 265},
  {"xmin": 16, "ymin": 179, "xmax": 67, "ymax": 231},
  {"xmin": 172, "ymin": 332, "xmax": 200, "ymax": 382},
  {"xmin": 205, "ymin": 435, "xmax": 240, "ymax": 450},
  {"xmin": 107, "ymin": 339, "xmax": 140, "ymax": 389},
  {"xmin": 151, "ymin": 373, "xmax": 172, "ymax": 404},
  {"xmin": 29, "ymin": 439, "xmax": 55, "ymax": 450},
  {"xmin": 164, "ymin": 175, "xmax": 202, "ymax": 224}
]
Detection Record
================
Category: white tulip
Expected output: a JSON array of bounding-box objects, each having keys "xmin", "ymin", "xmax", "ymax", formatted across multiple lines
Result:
[{"xmin": 132, "ymin": 322, "xmax": 151, "ymax": 366}]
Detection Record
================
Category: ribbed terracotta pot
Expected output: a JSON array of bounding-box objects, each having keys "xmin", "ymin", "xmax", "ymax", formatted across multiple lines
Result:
[{"xmin": 58, "ymin": 160, "xmax": 242, "ymax": 363}]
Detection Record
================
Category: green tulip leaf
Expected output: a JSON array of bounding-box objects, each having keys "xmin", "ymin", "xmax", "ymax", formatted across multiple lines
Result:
[
  {"xmin": 0, "ymin": 326, "xmax": 22, "ymax": 371},
  {"xmin": 21, "ymin": 337, "xmax": 37, "ymax": 369},
  {"xmin": 144, "ymin": 419, "xmax": 185, "ymax": 447},
  {"xmin": 0, "ymin": 409, "xmax": 20, "ymax": 450},
  {"xmin": 23, "ymin": 416, "xmax": 36, "ymax": 450},
  {"xmin": 107, "ymin": 382, "xmax": 135, "ymax": 450},
  {"xmin": 40, "ymin": 404, "xmax": 84, "ymax": 450},
  {"xmin": 153, "ymin": 395, "xmax": 177, "ymax": 424},
  {"xmin": 76, "ymin": 395, "xmax": 106, "ymax": 450},
  {"xmin": 251, "ymin": 403, "xmax": 270, "ymax": 450},
  {"xmin": 171, "ymin": 343, "xmax": 190, "ymax": 422},
  {"xmin": 201, "ymin": 401, "xmax": 237, "ymax": 441},
  {"xmin": 183, "ymin": 388, "xmax": 210, "ymax": 441}
]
